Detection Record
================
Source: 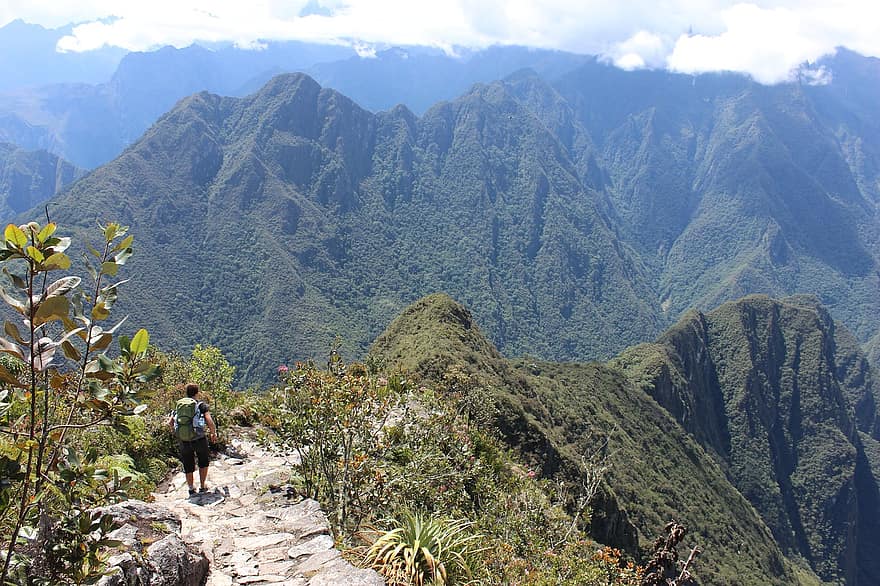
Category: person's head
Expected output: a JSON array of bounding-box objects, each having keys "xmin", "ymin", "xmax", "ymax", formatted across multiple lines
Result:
[{"xmin": 185, "ymin": 383, "xmax": 199, "ymax": 398}]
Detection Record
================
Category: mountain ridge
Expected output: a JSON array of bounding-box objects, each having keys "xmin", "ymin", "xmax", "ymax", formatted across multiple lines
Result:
[
  {"xmin": 369, "ymin": 292, "xmax": 818, "ymax": 584},
  {"xmin": 370, "ymin": 291, "xmax": 880, "ymax": 584}
]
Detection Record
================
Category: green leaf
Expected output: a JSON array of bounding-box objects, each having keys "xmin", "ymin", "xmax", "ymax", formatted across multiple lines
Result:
[
  {"xmin": 113, "ymin": 234, "xmax": 134, "ymax": 252},
  {"xmin": 33, "ymin": 296, "xmax": 70, "ymax": 326},
  {"xmin": 4, "ymin": 224, "xmax": 27, "ymax": 248},
  {"xmin": 42, "ymin": 252, "xmax": 71, "ymax": 270},
  {"xmin": 2, "ymin": 268, "xmax": 26, "ymax": 289},
  {"xmin": 25, "ymin": 246, "xmax": 45, "ymax": 263},
  {"xmin": 0, "ymin": 337, "xmax": 23, "ymax": 360},
  {"xmin": 31, "ymin": 338, "xmax": 56, "ymax": 372},
  {"xmin": 91, "ymin": 303, "xmax": 110, "ymax": 322},
  {"xmin": 91, "ymin": 333, "xmax": 113, "ymax": 352},
  {"xmin": 101, "ymin": 261, "xmax": 119, "ymax": 276},
  {"xmin": 46, "ymin": 236, "xmax": 71, "ymax": 252},
  {"xmin": 130, "ymin": 329, "xmax": 149, "ymax": 356},
  {"xmin": 97, "ymin": 353, "xmax": 123, "ymax": 374},
  {"xmin": 133, "ymin": 364, "xmax": 161, "ymax": 383},
  {"xmin": 103, "ymin": 223, "xmax": 119, "ymax": 242},
  {"xmin": 113, "ymin": 248, "xmax": 133, "ymax": 266},
  {"xmin": 0, "ymin": 288, "xmax": 25, "ymax": 315},
  {"xmin": 0, "ymin": 361, "xmax": 24, "ymax": 388},
  {"xmin": 37, "ymin": 223, "xmax": 56, "ymax": 243}
]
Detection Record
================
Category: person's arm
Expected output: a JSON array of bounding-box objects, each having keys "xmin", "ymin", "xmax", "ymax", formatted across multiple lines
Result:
[
  {"xmin": 167, "ymin": 412, "xmax": 175, "ymax": 433},
  {"xmin": 204, "ymin": 411, "xmax": 217, "ymax": 442}
]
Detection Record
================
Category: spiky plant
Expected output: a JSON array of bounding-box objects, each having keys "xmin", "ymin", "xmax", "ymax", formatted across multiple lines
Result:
[{"xmin": 363, "ymin": 511, "xmax": 483, "ymax": 585}]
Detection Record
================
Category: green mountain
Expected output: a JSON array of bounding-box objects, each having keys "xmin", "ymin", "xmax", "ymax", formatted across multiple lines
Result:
[
  {"xmin": 368, "ymin": 293, "xmax": 800, "ymax": 584},
  {"xmin": 0, "ymin": 44, "xmax": 585, "ymax": 168},
  {"xmin": 46, "ymin": 73, "xmax": 659, "ymax": 383},
  {"xmin": 531, "ymin": 54, "xmax": 880, "ymax": 359},
  {"xmin": 617, "ymin": 295, "xmax": 880, "ymax": 584},
  {"xmin": 18, "ymin": 49, "xmax": 879, "ymax": 386},
  {"xmin": 0, "ymin": 142, "xmax": 84, "ymax": 221},
  {"xmin": 370, "ymin": 292, "xmax": 880, "ymax": 584}
]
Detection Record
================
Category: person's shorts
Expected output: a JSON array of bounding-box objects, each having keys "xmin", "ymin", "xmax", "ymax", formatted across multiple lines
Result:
[{"xmin": 179, "ymin": 436, "xmax": 210, "ymax": 473}]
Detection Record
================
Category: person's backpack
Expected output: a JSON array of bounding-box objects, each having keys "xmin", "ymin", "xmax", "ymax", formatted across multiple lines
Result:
[{"xmin": 174, "ymin": 398, "xmax": 206, "ymax": 441}]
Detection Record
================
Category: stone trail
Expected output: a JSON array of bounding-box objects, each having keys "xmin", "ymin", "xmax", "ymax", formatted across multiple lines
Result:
[{"xmin": 147, "ymin": 434, "xmax": 384, "ymax": 586}]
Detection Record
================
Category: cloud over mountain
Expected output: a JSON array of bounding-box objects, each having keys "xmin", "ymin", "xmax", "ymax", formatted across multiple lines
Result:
[{"xmin": 2, "ymin": 0, "xmax": 879, "ymax": 83}]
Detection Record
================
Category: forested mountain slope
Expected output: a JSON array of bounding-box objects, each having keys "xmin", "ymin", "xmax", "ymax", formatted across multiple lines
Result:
[
  {"xmin": 367, "ymin": 293, "xmax": 807, "ymax": 585},
  {"xmin": 615, "ymin": 295, "xmax": 880, "ymax": 584},
  {"xmin": 370, "ymin": 293, "xmax": 880, "ymax": 584},
  {"xmin": 15, "ymin": 50, "xmax": 878, "ymax": 384},
  {"xmin": 45, "ymin": 73, "xmax": 658, "ymax": 383},
  {"xmin": 522, "ymin": 53, "xmax": 880, "ymax": 361}
]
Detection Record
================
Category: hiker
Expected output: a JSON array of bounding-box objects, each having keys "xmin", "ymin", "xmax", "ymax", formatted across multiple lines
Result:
[{"xmin": 168, "ymin": 383, "xmax": 218, "ymax": 496}]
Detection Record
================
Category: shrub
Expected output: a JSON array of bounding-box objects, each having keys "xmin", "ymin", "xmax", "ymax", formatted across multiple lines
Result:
[
  {"xmin": 0, "ymin": 221, "xmax": 159, "ymax": 584},
  {"xmin": 363, "ymin": 512, "xmax": 482, "ymax": 585}
]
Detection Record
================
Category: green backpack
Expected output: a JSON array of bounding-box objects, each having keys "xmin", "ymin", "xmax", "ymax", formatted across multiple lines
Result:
[{"xmin": 173, "ymin": 398, "xmax": 206, "ymax": 441}]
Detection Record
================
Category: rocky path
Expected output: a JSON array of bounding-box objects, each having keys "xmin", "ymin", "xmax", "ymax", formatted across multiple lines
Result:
[{"xmin": 150, "ymin": 433, "xmax": 383, "ymax": 586}]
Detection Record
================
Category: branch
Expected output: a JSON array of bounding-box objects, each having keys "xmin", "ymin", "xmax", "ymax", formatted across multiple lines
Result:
[
  {"xmin": 47, "ymin": 417, "xmax": 112, "ymax": 434},
  {"xmin": 673, "ymin": 545, "xmax": 701, "ymax": 585}
]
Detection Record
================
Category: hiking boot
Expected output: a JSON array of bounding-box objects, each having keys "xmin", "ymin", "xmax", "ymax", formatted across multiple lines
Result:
[
  {"xmin": 188, "ymin": 487, "xmax": 197, "ymax": 496},
  {"xmin": 199, "ymin": 486, "xmax": 209, "ymax": 493}
]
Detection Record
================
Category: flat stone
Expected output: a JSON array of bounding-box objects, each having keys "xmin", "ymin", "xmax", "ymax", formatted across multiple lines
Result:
[
  {"xmin": 227, "ymin": 550, "xmax": 254, "ymax": 565},
  {"xmin": 206, "ymin": 571, "xmax": 233, "ymax": 586},
  {"xmin": 287, "ymin": 534, "xmax": 334, "ymax": 559},
  {"xmin": 235, "ymin": 533, "xmax": 293, "ymax": 551},
  {"xmin": 234, "ymin": 563, "xmax": 259, "ymax": 577},
  {"xmin": 253, "ymin": 469, "xmax": 290, "ymax": 490},
  {"xmin": 295, "ymin": 549, "xmax": 341, "ymax": 577},
  {"xmin": 258, "ymin": 560, "xmax": 296, "ymax": 575},
  {"xmin": 309, "ymin": 563, "xmax": 385, "ymax": 586},
  {"xmin": 256, "ymin": 546, "xmax": 292, "ymax": 562}
]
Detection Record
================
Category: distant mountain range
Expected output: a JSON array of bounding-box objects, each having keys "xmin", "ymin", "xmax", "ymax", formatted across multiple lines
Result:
[
  {"xmin": 29, "ymin": 49, "xmax": 880, "ymax": 387},
  {"xmin": 0, "ymin": 32, "xmax": 588, "ymax": 169},
  {"xmin": 0, "ymin": 142, "xmax": 83, "ymax": 219},
  {"xmin": 370, "ymin": 293, "xmax": 880, "ymax": 584},
  {"xmin": 0, "ymin": 19, "xmax": 126, "ymax": 90}
]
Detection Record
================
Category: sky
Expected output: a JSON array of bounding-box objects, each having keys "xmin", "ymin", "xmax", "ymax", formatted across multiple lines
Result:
[{"xmin": 1, "ymin": 0, "xmax": 879, "ymax": 84}]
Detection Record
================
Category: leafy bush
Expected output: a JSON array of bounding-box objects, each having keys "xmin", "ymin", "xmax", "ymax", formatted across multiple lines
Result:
[
  {"xmin": 260, "ymin": 349, "xmax": 646, "ymax": 584},
  {"xmin": 271, "ymin": 346, "xmax": 403, "ymax": 532},
  {"xmin": 0, "ymin": 221, "xmax": 159, "ymax": 584}
]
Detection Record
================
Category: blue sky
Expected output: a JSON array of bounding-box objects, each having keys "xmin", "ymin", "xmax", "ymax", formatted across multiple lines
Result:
[{"xmin": 2, "ymin": 0, "xmax": 878, "ymax": 83}]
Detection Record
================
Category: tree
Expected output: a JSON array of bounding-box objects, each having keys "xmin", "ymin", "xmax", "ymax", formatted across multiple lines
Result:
[{"xmin": 0, "ymin": 221, "xmax": 159, "ymax": 583}]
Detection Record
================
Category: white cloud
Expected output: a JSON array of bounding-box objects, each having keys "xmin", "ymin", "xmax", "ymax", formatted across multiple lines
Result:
[
  {"xmin": 666, "ymin": 3, "xmax": 856, "ymax": 83},
  {"xmin": 610, "ymin": 31, "xmax": 670, "ymax": 70},
  {"xmin": 2, "ymin": 0, "xmax": 880, "ymax": 84}
]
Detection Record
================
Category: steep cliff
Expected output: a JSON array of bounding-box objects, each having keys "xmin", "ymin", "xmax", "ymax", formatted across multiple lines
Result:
[{"xmin": 616, "ymin": 295, "xmax": 880, "ymax": 584}]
